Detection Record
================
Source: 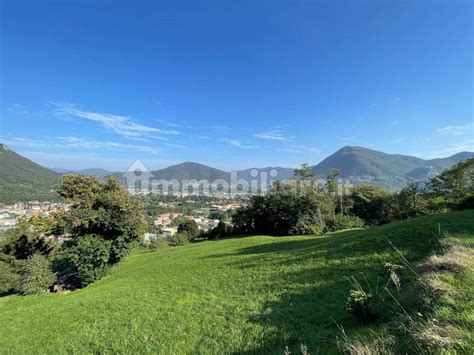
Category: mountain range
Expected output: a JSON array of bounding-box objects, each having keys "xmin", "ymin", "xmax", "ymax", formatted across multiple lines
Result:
[{"xmin": 0, "ymin": 143, "xmax": 472, "ymax": 204}]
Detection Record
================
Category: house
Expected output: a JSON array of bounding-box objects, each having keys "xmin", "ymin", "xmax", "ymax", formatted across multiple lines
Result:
[{"xmin": 161, "ymin": 227, "xmax": 177, "ymax": 237}]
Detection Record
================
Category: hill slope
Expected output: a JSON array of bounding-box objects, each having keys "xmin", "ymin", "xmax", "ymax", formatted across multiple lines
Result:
[
  {"xmin": 1, "ymin": 211, "xmax": 472, "ymax": 353},
  {"xmin": 152, "ymin": 162, "xmax": 230, "ymax": 181},
  {"xmin": 0, "ymin": 144, "xmax": 59, "ymax": 204},
  {"xmin": 312, "ymin": 146, "xmax": 473, "ymax": 189}
]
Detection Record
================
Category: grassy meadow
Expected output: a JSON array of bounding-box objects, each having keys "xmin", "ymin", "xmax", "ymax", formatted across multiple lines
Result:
[{"xmin": 0, "ymin": 210, "xmax": 473, "ymax": 353}]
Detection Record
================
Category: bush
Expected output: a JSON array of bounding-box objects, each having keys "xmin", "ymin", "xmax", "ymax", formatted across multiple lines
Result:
[
  {"xmin": 3, "ymin": 235, "xmax": 56, "ymax": 260},
  {"xmin": 17, "ymin": 254, "xmax": 56, "ymax": 295},
  {"xmin": 167, "ymin": 233, "xmax": 190, "ymax": 246},
  {"xmin": 456, "ymin": 195, "xmax": 474, "ymax": 210},
  {"xmin": 346, "ymin": 290, "xmax": 381, "ymax": 323},
  {"xmin": 207, "ymin": 221, "xmax": 233, "ymax": 239},
  {"xmin": 289, "ymin": 221, "xmax": 323, "ymax": 235},
  {"xmin": 148, "ymin": 237, "xmax": 169, "ymax": 249},
  {"xmin": 381, "ymin": 263, "xmax": 402, "ymax": 290},
  {"xmin": 0, "ymin": 255, "xmax": 21, "ymax": 294},
  {"xmin": 325, "ymin": 214, "xmax": 365, "ymax": 232},
  {"xmin": 66, "ymin": 235, "xmax": 111, "ymax": 286},
  {"xmin": 177, "ymin": 220, "xmax": 200, "ymax": 240}
]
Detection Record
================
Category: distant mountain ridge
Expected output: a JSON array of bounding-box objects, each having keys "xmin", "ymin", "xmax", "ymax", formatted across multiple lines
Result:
[
  {"xmin": 0, "ymin": 144, "xmax": 60, "ymax": 204},
  {"xmin": 1, "ymin": 143, "xmax": 472, "ymax": 203},
  {"xmin": 311, "ymin": 146, "xmax": 474, "ymax": 189}
]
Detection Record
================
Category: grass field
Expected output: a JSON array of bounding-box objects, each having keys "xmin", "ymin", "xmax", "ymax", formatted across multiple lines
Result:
[{"xmin": 0, "ymin": 211, "xmax": 473, "ymax": 353}]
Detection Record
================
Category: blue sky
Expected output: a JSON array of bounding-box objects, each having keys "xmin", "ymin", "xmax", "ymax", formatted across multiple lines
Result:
[{"xmin": 1, "ymin": 0, "xmax": 472, "ymax": 171}]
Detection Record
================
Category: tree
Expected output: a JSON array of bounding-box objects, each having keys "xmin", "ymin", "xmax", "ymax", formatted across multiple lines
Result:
[
  {"xmin": 348, "ymin": 185, "xmax": 393, "ymax": 225},
  {"xmin": 177, "ymin": 219, "xmax": 200, "ymax": 240},
  {"xmin": 17, "ymin": 254, "xmax": 56, "ymax": 295},
  {"xmin": 294, "ymin": 163, "xmax": 316, "ymax": 181},
  {"xmin": 427, "ymin": 158, "xmax": 474, "ymax": 208},
  {"xmin": 66, "ymin": 235, "xmax": 111, "ymax": 286},
  {"xmin": 3, "ymin": 234, "xmax": 56, "ymax": 260},
  {"xmin": 58, "ymin": 175, "xmax": 147, "ymax": 263},
  {"xmin": 232, "ymin": 182, "xmax": 335, "ymax": 236}
]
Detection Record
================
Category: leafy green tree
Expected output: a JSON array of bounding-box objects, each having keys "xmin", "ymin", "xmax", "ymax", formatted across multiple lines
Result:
[
  {"xmin": 348, "ymin": 185, "xmax": 394, "ymax": 225},
  {"xmin": 3, "ymin": 234, "xmax": 56, "ymax": 260},
  {"xmin": 177, "ymin": 219, "xmax": 200, "ymax": 240},
  {"xmin": 66, "ymin": 235, "xmax": 111, "ymax": 286},
  {"xmin": 58, "ymin": 175, "xmax": 147, "ymax": 263},
  {"xmin": 325, "ymin": 168, "xmax": 341, "ymax": 195},
  {"xmin": 17, "ymin": 254, "xmax": 56, "ymax": 295},
  {"xmin": 0, "ymin": 254, "xmax": 21, "ymax": 294},
  {"xmin": 294, "ymin": 163, "xmax": 316, "ymax": 181},
  {"xmin": 233, "ymin": 183, "xmax": 335, "ymax": 235},
  {"xmin": 427, "ymin": 158, "xmax": 474, "ymax": 208}
]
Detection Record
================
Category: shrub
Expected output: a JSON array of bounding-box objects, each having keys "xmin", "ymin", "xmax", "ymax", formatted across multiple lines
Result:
[
  {"xmin": 0, "ymin": 254, "xmax": 21, "ymax": 294},
  {"xmin": 346, "ymin": 289, "xmax": 381, "ymax": 323},
  {"xmin": 167, "ymin": 233, "xmax": 190, "ymax": 246},
  {"xmin": 207, "ymin": 221, "xmax": 233, "ymax": 239},
  {"xmin": 66, "ymin": 235, "xmax": 111, "ymax": 286},
  {"xmin": 456, "ymin": 195, "xmax": 474, "ymax": 210},
  {"xmin": 177, "ymin": 220, "xmax": 200, "ymax": 240},
  {"xmin": 17, "ymin": 254, "xmax": 56, "ymax": 295},
  {"xmin": 325, "ymin": 215, "xmax": 365, "ymax": 232},
  {"xmin": 381, "ymin": 263, "xmax": 402, "ymax": 290},
  {"xmin": 148, "ymin": 237, "xmax": 169, "ymax": 249},
  {"xmin": 3, "ymin": 235, "xmax": 56, "ymax": 260},
  {"xmin": 289, "ymin": 221, "xmax": 323, "ymax": 235}
]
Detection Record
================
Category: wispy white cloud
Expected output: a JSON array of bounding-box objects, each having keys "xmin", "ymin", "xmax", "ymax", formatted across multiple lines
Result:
[
  {"xmin": 51, "ymin": 101, "xmax": 179, "ymax": 138},
  {"xmin": 253, "ymin": 130, "xmax": 292, "ymax": 142},
  {"xmin": 220, "ymin": 138, "xmax": 257, "ymax": 149},
  {"xmin": 5, "ymin": 136, "xmax": 160, "ymax": 155},
  {"xmin": 391, "ymin": 121, "xmax": 399, "ymax": 126},
  {"xmin": 392, "ymin": 138, "xmax": 404, "ymax": 144},
  {"xmin": 393, "ymin": 97, "xmax": 400, "ymax": 102},
  {"xmin": 437, "ymin": 123, "xmax": 474, "ymax": 137},
  {"xmin": 8, "ymin": 103, "xmax": 29, "ymax": 116},
  {"xmin": 55, "ymin": 136, "xmax": 160, "ymax": 154},
  {"xmin": 278, "ymin": 145, "xmax": 321, "ymax": 154},
  {"xmin": 414, "ymin": 139, "xmax": 474, "ymax": 159}
]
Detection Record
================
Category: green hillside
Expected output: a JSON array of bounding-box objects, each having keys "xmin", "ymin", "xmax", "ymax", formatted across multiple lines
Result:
[
  {"xmin": 1, "ymin": 210, "xmax": 472, "ymax": 353},
  {"xmin": 312, "ymin": 146, "xmax": 473, "ymax": 189},
  {"xmin": 0, "ymin": 144, "xmax": 60, "ymax": 204}
]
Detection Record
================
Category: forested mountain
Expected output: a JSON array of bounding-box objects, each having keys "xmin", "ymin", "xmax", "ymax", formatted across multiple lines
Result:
[
  {"xmin": 152, "ymin": 162, "xmax": 230, "ymax": 181},
  {"xmin": 0, "ymin": 144, "xmax": 59, "ymax": 204},
  {"xmin": 312, "ymin": 146, "xmax": 473, "ymax": 189},
  {"xmin": 1, "ymin": 143, "xmax": 472, "ymax": 204}
]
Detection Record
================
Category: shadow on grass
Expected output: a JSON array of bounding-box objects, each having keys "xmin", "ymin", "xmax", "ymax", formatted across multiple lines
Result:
[{"xmin": 211, "ymin": 220, "xmax": 446, "ymax": 353}]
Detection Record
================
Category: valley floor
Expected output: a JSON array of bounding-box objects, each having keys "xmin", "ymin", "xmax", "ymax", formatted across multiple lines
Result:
[{"xmin": 0, "ymin": 211, "xmax": 473, "ymax": 353}]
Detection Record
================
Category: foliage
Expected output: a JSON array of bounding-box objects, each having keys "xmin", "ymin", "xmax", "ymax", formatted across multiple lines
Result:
[
  {"xmin": 177, "ymin": 219, "xmax": 200, "ymax": 240},
  {"xmin": 381, "ymin": 263, "xmax": 402, "ymax": 290},
  {"xmin": 148, "ymin": 237, "xmax": 170, "ymax": 249},
  {"xmin": 57, "ymin": 175, "xmax": 147, "ymax": 263},
  {"xmin": 3, "ymin": 234, "xmax": 56, "ymax": 260},
  {"xmin": 0, "ymin": 254, "xmax": 21, "ymax": 294},
  {"xmin": 457, "ymin": 195, "xmax": 474, "ymax": 210},
  {"xmin": 17, "ymin": 254, "xmax": 56, "ymax": 295},
  {"xmin": 166, "ymin": 233, "xmax": 190, "ymax": 246},
  {"xmin": 66, "ymin": 235, "xmax": 111, "ymax": 286},
  {"xmin": 348, "ymin": 184, "xmax": 394, "ymax": 225},
  {"xmin": 427, "ymin": 158, "xmax": 474, "ymax": 208},
  {"xmin": 0, "ymin": 211, "xmax": 472, "ymax": 353},
  {"xmin": 324, "ymin": 214, "xmax": 365, "ymax": 232},
  {"xmin": 346, "ymin": 289, "xmax": 381, "ymax": 323},
  {"xmin": 207, "ymin": 221, "xmax": 233, "ymax": 239},
  {"xmin": 233, "ymin": 183, "xmax": 335, "ymax": 235}
]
